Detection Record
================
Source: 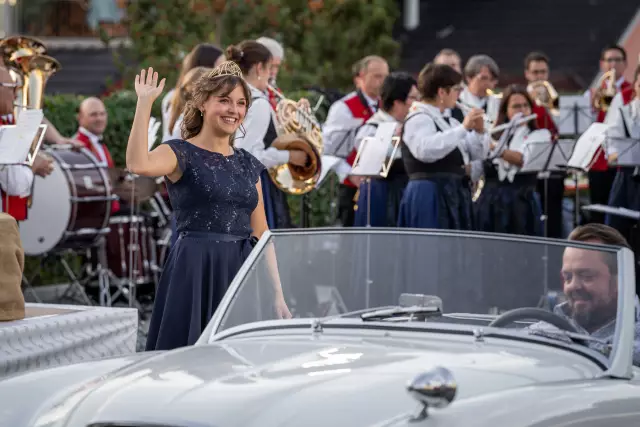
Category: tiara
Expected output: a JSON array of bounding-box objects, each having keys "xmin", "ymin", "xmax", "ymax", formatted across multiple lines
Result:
[{"xmin": 208, "ymin": 61, "xmax": 243, "ymax": 79}]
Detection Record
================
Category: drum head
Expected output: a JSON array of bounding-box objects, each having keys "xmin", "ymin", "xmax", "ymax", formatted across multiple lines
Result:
[{"xmin": 19, "ymin": 164, "xmax": 71, "ymax": 255}]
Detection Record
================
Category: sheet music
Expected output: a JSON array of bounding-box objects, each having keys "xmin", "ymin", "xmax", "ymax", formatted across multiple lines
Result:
[
  {"xmin": 316, "ymin": 155, "xmax": 348, "ymax": 188},
  {"xmin": 557, "ymin": 95, "xmax": 594, "ymax": 135},
  {"xmin": 351, "ymin": 136, "xmax": 388, "ymax": 176},
  {"xmin": 0, "ymin": 109, "xmax": 44, "ymax": 165},
  {"xmin": 566, "ymin": 123, "xmax": 609, "ymax": 170}
]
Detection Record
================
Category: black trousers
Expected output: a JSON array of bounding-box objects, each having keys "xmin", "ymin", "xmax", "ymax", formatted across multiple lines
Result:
[
  {"xmin": 337, "ymin": 184, "xmax": 357, "ymax": 227},
  {"xmin": 587, "ymin": 169, "xmax": 617, "ymax": 224},
  {"xmin": 536, "ymin": 175, "xmax": 565, "ymax": 238}
]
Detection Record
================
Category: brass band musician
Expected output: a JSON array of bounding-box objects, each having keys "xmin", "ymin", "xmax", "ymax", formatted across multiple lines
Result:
[
  {"xmin": 352, "ymin": 72, "xmax": 419, "ymax": 227},
  {"xmin": 587, "ymin": 45, "xmax": 631, "ymax": 224}
]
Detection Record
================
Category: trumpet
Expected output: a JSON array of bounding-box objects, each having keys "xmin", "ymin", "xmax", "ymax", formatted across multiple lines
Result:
[{"xmin": 593, "ymin": 69, "xmax": 617, "ymax": 112}]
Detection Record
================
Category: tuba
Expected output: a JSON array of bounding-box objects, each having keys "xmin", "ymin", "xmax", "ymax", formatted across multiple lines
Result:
[
  {"xmin": 268, "ymin": 84, "xmax": 323, "ymax": 195},
  {"xmin": 0, "ymin": 35, "xmax": 61, "ymax": 115},
  {"xmin": 527, "ymin": 80, "xmax": 559, "ymax": 116},
  {"xmin": 592, "ymin": 69, "xmax": 617, "ymax": 112},
  {"xmin": 0, "ymin": 35, "xmax": 60, "ymax": 166}
]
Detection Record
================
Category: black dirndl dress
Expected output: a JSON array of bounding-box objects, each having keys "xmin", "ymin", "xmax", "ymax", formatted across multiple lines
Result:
[
  {"xmin": 260, "ymin": 117, "xmax": 293, "ymax": 229},
  {"xmin": 145, "ymin": 140, "xmax": 265, "ymax": 351},
  {"xmin": 474, "ymin": 165, "xmax": 543, "ymax": 236}
]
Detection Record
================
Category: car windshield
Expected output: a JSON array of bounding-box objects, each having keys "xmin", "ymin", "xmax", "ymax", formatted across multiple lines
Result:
[{"xmin": 210, "ymin": 229, "xmax": 634, "ymax": 365}]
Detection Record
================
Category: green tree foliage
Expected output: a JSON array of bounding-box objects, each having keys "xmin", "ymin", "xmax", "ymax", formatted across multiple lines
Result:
[
  {"xmin": 116, "ymin": 0, "xmax": 219, "ymax": 89},
  {"xmin": 221, "ymin": 0, "xmax": 401, "ymax": 93}
]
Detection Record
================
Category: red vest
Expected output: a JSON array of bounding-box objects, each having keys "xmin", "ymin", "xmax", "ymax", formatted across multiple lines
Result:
[
  {"xmin": 620, "ymin": 86, "xmax": 635, "ymax": 105},
  {"xmin": 342, "ymin": 92, "xmax": 376, "ymax": 187},
  {"xmin": 591, "ymin": 80, "xmax": 632, "ymax": 171},
  {"xmin": 266, "ymin": 86, "xmax": 281, "ymax": 111},
  {"xmin": 0, "ymin": 114, "xmax": 29, "ymax": 221},
  {"xmin": 532, "ymin": 105, "xmax": 559, "ymax": 138},
  {"xmin": 74, "ymin": 130, "xmax": 120, "ymax": 213}
]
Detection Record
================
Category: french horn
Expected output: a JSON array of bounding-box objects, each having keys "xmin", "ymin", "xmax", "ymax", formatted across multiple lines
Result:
[{"xmin": 268, "ymin": 84, "xmax": 323, "ymax": 195}]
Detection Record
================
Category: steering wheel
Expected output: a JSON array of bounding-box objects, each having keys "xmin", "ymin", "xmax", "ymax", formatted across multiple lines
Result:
[{"xmin": 488, "ymin": 307, "xmax": 580, "ymax": 333}]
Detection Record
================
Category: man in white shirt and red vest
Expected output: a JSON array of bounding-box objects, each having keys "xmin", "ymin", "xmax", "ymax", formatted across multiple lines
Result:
[
  {"xmin": 523, "ymin": 51, "xmax": 564, "ymax": 238},
  {"xmin": 73, "ymin": 97, "xmax": 120, "ymax": 214},
  {"xmin": 587, "ymin": 45, "xmax": 631, "ymax": 224},
  {"xmin": 0, "ymin": 67, "xmax": 61, "ymax": 222},
  {"xmin": 323, "ymin": 55, "xmax": 389, "ymax": 226}
]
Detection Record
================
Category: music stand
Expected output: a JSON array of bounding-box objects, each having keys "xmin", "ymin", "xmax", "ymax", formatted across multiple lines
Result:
[
  {"xmin": 563, "ymin": 122, "xmax": 610, "ymax": 226},
  {"xmin": 350, "ymin": 122, "xmax": 400, "ymax": 309}
]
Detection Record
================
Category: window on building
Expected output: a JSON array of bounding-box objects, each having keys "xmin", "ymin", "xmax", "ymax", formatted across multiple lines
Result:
[{"xmin": 19, "ymin": 0, "xmax": 128, "ymax": 37}]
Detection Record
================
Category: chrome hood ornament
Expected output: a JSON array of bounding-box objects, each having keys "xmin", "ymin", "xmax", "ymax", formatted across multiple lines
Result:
[{"xmin": 406, "ymin": 366, "xmax": 457, "ymax": 421}]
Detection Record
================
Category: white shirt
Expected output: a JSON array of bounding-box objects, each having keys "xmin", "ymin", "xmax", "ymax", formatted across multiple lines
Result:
[
  {"xmin": 161, "ymin": 89, "xmax": 175, "ymax": 143},
  {"xmin": 322, "ymin": 91, "xmax": 377, "ymax": 158},
  {"xmin": 459, "ymin": 87, "xmax": 500, "ymax": 123},
  {"xmin": 607, "ymin": 98, "xmax": 640, "ymax": 156},
  {"xmin": 233, "ymin": 84, "xmax": 289, "ymax": 168},
  {"xmin": 0, "ymin": 165, "xmax": 34, "ymax": 205},
  {"xmin": 403, "ymin": 102, "xmax": 489, "ymax": 165},
  {"xmin": 354, "ymin": 110, "xmax": 402, "ymax": 160},
  {"xmin": 78, "ymin": 127, "xmax": 107, "ymax": 164}
]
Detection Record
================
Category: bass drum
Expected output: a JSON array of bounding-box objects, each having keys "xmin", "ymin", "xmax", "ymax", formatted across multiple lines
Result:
[{"xmin": 20, "ymin": 146, "xmax": 116, "ymax": 256}]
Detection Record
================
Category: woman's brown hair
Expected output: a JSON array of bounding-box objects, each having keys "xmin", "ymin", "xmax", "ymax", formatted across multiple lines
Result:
[
  {"xmin": 224, "ymin": 41, "xmax": 272, "ymax": 76},
  {"xmin": 168, "ymin": 66, "xmax": 211, "ymax": 136},
  {"xmin": 180, "ymin": 70, "xmax": 252, "ymax": 144},
  {"xmin": 168, "ymin": 43, "xmax": 223, "ymax": 121},
  {"xmin": 417, "ymin": 63, "xmax": 462, "ymax": 101},
  {"xmin": 495, "ymin": 84, "xmax": 538, "ymax": 131}
]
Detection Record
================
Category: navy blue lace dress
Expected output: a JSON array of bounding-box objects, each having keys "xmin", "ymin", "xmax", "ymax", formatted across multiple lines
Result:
[{"xmin": 145, "ymin": 140, "xmax": 265, "ymax": 351}]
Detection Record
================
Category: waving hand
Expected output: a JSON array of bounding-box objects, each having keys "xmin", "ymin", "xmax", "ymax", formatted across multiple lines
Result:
[{"xmin": 135, "ymin": 67, "xmax": 166, "ymax": 102}]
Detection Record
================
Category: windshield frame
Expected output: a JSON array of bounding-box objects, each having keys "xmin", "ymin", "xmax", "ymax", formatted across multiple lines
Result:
[{"xmin": 196, "ymin": 227, "xmax": 637, "ymax": 379}]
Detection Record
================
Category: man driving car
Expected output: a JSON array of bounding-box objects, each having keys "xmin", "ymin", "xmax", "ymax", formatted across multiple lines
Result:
[{"xmin": 533, "ymin": 223, "xmax": 640, "ymax": 365}]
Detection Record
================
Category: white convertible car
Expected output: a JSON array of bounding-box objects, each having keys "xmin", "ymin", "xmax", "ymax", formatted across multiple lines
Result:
[{"xmin": 0, "ymin": 228, "xmax": 638, "ymax": 427}]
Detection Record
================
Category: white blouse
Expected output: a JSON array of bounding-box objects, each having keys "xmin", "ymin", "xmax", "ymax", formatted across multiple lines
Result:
[{"xmin": 402, "ymin": 102, "xmax": 489, "ymax": 165}]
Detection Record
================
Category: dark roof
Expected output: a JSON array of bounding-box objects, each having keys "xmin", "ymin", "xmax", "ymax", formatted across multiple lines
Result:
[
  {"xmin": 395, "ymin": 0, "xmax": 639, "ymax": 91},
  {"xmin": 44, "ymin": 47, "xmax": 122, "ymax": 96}
]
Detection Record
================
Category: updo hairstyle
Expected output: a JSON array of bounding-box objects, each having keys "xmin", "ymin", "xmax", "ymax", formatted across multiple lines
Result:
[
  {"xmin": 180, "ymin": 62, "xmax": 252, "ymax": 142},
  {"xmin": 224, "ymin": 41, "xmax": 272, "ymax": 76}
]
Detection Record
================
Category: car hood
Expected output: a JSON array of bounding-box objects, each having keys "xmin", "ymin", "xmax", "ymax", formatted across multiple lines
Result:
[{"xmin": 0, "ymin": 331, "xmax": 604, "ymax": 427}]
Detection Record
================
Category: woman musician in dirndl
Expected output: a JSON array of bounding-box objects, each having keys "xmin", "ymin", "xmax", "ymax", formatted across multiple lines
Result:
[
  {"xmin": 397, "ymin": 63, "xmax": 489, "ymax": 229},
  {"xmin": 473, "ymin": 85, "xmax": 550, "ymax": 236}
]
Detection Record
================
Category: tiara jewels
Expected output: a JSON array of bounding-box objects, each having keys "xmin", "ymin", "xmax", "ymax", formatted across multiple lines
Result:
[{"xmin": 208, "ymin": 61, "xmax": 243, "ymax": 79}]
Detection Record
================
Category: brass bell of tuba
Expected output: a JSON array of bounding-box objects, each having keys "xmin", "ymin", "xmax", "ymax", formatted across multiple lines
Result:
[
  {"xmin": 593, "ymin": 69, "xmax": 617, "ymax": 112},
  {"xmin": 527, "ymin": 80, "xmax": 560, "ymax": 116},
  {"xmin": 0, "ymin": 36, "xmax": 60, "ymax": 166},
  {"xmin": 268, "ymin": 84, "xmax": 323, "ymax": 195},
  {"xmin": 1, "ymin": 35, "xmax": 61, "ymax": 116}
]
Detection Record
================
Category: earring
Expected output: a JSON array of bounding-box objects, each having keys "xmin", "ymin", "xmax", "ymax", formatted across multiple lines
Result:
[{"xmin": 201, "ymin": 110, "xmax": 204, "ymax": 116}]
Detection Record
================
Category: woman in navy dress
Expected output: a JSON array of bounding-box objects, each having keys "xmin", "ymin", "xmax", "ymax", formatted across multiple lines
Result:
[
  {"xmin": 226, "ymin": 40, "xmax": 309, "ymax": 229},
  {"xmin": 397, "ymin": 63, "xmax": 488, "ymax": 230},
  {"xmin": 126, "ymin": 63, "xmax": 292, "ymax": 351},
  {"xmin": 474, "ymin": 85, "xmax": 549, "ymax": 236}
]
